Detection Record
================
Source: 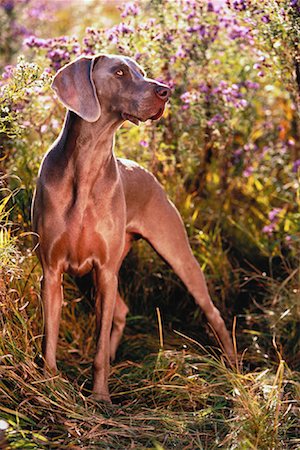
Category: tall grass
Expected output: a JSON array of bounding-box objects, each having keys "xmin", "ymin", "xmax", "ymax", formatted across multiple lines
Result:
[
  {"xmin": 1, "ymin": 176, "xmax": 299, "ymax": 449},
  {"xmin": 0, "ymin": 179, "xmax": 22, "ymax": 293},
  {"xmin": 0, "ymin": 254, "xmax": 299, "ymax": 449}
]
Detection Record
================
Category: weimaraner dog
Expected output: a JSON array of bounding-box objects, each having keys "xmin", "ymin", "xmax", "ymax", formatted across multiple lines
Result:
[{"xmin": 32, "ymin": 54, "xmax": 234, "ymax": 403}]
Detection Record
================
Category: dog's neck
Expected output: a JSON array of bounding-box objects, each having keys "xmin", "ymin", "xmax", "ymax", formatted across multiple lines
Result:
[
  {"xmin": 50, "ymin": 111, "xmax": 124, "ymax": 206},
  {"xmin": 64, "ymin": 111, "xmax": 122, "ymax": 166}
]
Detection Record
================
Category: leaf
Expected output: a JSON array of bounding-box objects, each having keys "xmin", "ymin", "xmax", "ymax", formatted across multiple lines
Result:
[{"xmin": 254, "ymin": 178, "xmax": 263, "ymax": 191}]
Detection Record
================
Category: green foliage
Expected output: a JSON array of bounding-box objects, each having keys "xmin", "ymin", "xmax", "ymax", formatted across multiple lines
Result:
[
  {"xmin": 0, "ymin": 57, "xmax": 45, "ymax": 137},
  {"xmin": 0, "ymin": 180, "xmax": 21, "ymax": 282}
]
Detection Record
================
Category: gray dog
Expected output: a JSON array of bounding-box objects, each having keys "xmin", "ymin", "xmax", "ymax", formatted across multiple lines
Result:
[{"xmin": 32, "ymin": 54, "xmax": 234, "ymax": 403}]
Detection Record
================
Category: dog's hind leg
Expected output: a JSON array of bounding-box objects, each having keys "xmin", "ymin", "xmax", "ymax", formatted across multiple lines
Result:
[{"xmin": 140, "ymin": 193, "xmax": 234, "ymax": 360}]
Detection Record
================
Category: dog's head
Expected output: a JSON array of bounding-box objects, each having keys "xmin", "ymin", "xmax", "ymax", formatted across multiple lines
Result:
[{"xmin": 51, "ymin": 54, "xmax": 171, "ymax": 125}]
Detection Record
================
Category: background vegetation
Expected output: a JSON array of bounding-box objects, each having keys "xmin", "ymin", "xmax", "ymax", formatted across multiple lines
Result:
[{"xmin": 0, "ymin": 0, "xmax": 299, "ymax": 448}]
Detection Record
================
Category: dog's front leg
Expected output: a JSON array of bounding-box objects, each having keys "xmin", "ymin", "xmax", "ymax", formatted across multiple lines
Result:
[
  {"xmin": 41, "ymin": 268, "xmax": 63, "ymax": 372},
  {"xmin": 110, "ymin": 293, "xmax": 129, "ymax": 362},
  {"xmin": 93, "ymin": 268, "xmax": 118, "ymax": 403}
]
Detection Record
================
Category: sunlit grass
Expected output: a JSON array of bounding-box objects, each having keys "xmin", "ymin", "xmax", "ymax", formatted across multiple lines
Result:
[
  {"xmin": 0, "ymin": 191, "xmax": 21, "ymax": 280},
  {"xmin": 0, "ymin": 257, "xmax": 299, "ymax": 449}
]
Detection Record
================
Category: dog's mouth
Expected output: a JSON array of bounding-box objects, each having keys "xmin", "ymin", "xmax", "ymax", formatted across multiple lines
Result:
[
  {"xmin": 121, "ymin": 112, "xmax": 141, "ymax": 125},
  {"xmin": 149, "ymin": 107, "xmax": 164, "ymax": 121},
  {"xmin": 121, "ymin": 107, "xmax": 164, "ymax": 125}
]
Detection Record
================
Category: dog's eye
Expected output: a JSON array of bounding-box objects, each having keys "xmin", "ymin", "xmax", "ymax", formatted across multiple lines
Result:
[{"xmin": 116, "ymin": 69, "xmax": 124, "ymax": 76}]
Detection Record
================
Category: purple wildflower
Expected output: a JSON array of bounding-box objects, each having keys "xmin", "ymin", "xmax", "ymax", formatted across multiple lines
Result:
[
  {"xmin": 199, "ymin": 82, "xmax": 210, "ymax": 93},
  {"xmin": 24, "ymin": 34, "xmax": 80, "ymax": 70},
  {"xmin": 243, "ymin": 166, "xmax": 253, "ymax": 177},
  {"xmin": 199, "ymin": 25, "xmax": 206, "ymax": 38},
  {"xmin": 207, "ymin": 2, "xmax": 214, "ymax": 12},
  {"xmin": 176, "ymin": 45, "xmax": 188, "ymax": 59},
  {"xmin": 27, "ymin": 2, "xmax": 52, "ymax": 21},
  {"xmin": 292, "ymin": 159, "xmax": 300, "ymax": 172},
  {"xmin": 2, "ymin": 0, "xmax": 14, "ymax": 12},
  {"xmin": 165, "ymin": 33, "xmax": 174, "ymax": 43},
  {"xmin": 187, "ymin": 25, "xmax": 201, "ymax": 33},
  {"xmin": 187, "ymin": 12, "xmax": 196, "ymax": 20},
  {"xmin": 106, "ymin": 22, "xmax": 134, "ymax": 44},
  {"xmin": 24, "ymin": 35, "xmax": 47, "ymax": 48},
  {"xmin": 239, "ymin": 99, "xmax": 248, "ymax": 108},
  {"xmin": 207, "ymin": 114, "xmax": 225, "ymax": 126},
  {"xmin": 118, "ymin": 23, "xmax": 134, "ymax": 34},
  {"xmin": 262, "ymin": 224, "xmax": 275, "ymax": 234},
  {"xmin": 180, "ymin": 91, "xmax": 199, "ymax": 109},
  {"xmin": 262, "ymin": 208, "xmax": 283, "ymax": 235},
  {"xmin": 232, "ymin": 0, "xmax": 247, "ymax": 11},
  {"xmin": 140, "ymin": 140, "xmax": 149, "ymax": 147},
  {"xmin": 2, "ymin": 65, "xmax": 14, "ymax": 80},
  {"xmin": 245, "ymin": 80, "xmax": 259, "ymax": 89},
  {"xmin": 120, "ymin": 2, "xmax": 140, "ymax": 18},
  {"xmin": 229, "ymin": 25, "xmax": 251, "ymax": 41},
  {"xmin": 268, "ymin": 208, "xmax": 281, "ymax": 222},
  {"xmin": 14, "ymin": 24, "xmax": 30, "ymax": 37},
  {"xmin": 232, "ymin": 148, "xmax": 243, "ymax": 164}
]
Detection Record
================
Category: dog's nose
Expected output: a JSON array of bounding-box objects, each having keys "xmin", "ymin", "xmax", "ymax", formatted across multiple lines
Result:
[{"xmin": 155, "ymin": 85, "xmax": 171, "ymax": 101}]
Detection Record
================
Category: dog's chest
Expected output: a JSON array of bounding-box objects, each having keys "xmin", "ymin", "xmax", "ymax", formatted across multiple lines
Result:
[
  {"xmin": 63, "ymin": 206, "xmax": 115, "ymax": 269},
  {"xmin": 45, "ymin": 201, "xmax": 124, "ymax": 275},
  {"xmin": 38, "ymin": 170, "xmax": 126, "ymax": 274}
]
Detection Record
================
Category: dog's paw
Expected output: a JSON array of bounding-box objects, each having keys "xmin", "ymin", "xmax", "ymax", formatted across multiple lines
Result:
[
  {"xmin": 110, "ymin": 351, "xmax": 116, "ymax": 362},
  {"xmin": 91, "ymin": 391, "xmax": 117, "ymax": 415},
  {"xmin": 92, "ymin": 390, "xmax": 112, "ymax": 405}
]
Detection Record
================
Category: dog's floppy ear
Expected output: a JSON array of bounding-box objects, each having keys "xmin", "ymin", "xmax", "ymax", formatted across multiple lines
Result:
[{"xmin": 51, "ymin": 56, "xmax": 101, "ymax": 122}]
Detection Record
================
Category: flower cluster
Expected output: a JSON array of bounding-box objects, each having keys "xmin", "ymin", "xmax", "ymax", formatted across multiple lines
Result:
[
  {"xmin": 106, "ymin": 22, "xmax": 134, "ymax": 45},
  {"xmin": 292, "ymin": 159, "xmax": 300, "ymax": 173},
  {"xmin": 82, "ymin": 28, "xmax": 101, "ymax": 55},
  {"xmin": 24, "ymin": 35, "xmax": 80, "ymax": 71},
  {"xmin": 180, "ymin": 91, "xmax": 200, "ymax": 110},
  {"xmin": 228, "ymin": 0, "xmax": 248, "ymax": 11},
  {"xmin": 82, "ymin": 21, "xmax": 137, "ymax": 55},
  {"xmin": 290, "ymin": 0, "xmax": 300, "ymax": 11},
  {"xmin": 211, "ymin": 80, "xmax": 249, "ymax": 109},
  {"xmin": 1, "ymin": 65, "xmax": 14, "ymax": 80},
  {"xmin": 119, "ymin": 1, "xmax": 140, "ymax": 18},
  {"xmin": 228, "ymin": 22, "xmax": 253, "ymax": 43},
  {"xmin": 262, "ymin": 208, "xmax": 282, "ymax": 234},
  {"xmin": 181, "ymin": 78, "xmax": 253, "ymax": 112},
  {"xmin": 1, "ymin": 0, "xmax": 29, "ymax": 13}
]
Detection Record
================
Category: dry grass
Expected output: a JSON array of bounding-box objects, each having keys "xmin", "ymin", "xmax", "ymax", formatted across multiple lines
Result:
[{"xmin": 0, "ymin": 257, "xmax": 299, "ymax": 449}]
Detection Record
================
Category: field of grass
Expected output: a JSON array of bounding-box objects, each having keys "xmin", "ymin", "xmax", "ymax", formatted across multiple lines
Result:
[{"xmin": 0, "ymin": 240, "xmax": 299, "ymax": 449}]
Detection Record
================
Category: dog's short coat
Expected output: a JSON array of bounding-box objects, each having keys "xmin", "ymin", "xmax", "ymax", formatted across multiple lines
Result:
[{"xmin": 32, "ymin": 54, "xmax": 234, "ymax": 403}]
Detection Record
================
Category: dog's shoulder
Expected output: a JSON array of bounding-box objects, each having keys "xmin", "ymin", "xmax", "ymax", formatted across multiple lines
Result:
[{"xmin": 117, "ymin": 158, "xmax": 154, "ymax": 179}]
